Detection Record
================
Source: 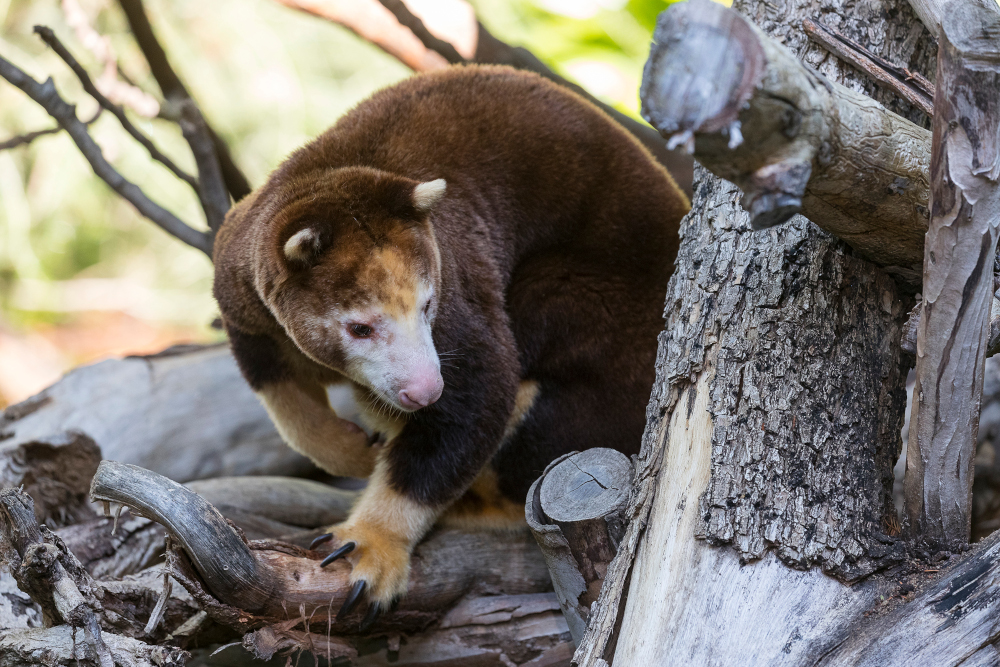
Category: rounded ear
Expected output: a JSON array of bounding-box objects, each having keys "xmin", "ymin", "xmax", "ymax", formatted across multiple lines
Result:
[
  {"xmin": 412, "ymin": 179, "xmax": 447, "ymax": 213},
  {"xmin": 283, "ymin": 226, "xmax": 328, "ymax": 267}
]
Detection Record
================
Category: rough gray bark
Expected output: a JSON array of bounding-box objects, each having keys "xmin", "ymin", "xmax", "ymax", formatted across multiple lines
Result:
[
  {"xmin": 641, "ymin": 0, "xmax": 933, "ymax": 288},
  {"xmin": 903, "ymin": 0, "xmax": 1000, "ymax": 549},
  {"xmin": 575, "ymin": 0, "xmax": 937, "ymax": 663},
  {"xmin": 1, "ymin": 345, "xmax": 313, "ymax": 483}
]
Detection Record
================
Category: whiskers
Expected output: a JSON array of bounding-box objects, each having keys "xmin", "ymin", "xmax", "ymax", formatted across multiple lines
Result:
[
  {"xmin": 437, "ymin": 348, "xmax": 464, "ymax": 370},
  {"xmin": 361, "ymin": 389, "xmax": 408, "ymax": 423}
]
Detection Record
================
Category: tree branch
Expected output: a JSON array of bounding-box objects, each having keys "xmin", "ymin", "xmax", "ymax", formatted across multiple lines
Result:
[
  {"xmin": 378, "ymin": 0, "xmax": 464, "ymax": 64},
  {"xmin": 177, "ymin": 100, "xmax": 230, "ymax": 232},
  {"xmin": 803, "ymin": 18, "xmax": 934, "ymax": 117},
  {"xmin": 0, "ymin": 108, "xmax": 101, "ymax": 151},
  {"xmin": 117, "ymin": 0, "xmax": 251, "ymax": 202},
  {"xmin": 271, "ymin": 0, "xmax": 449, "ymax": 72},
  {"xmin": 640, "ymin": 0, "xmax": 932, "ymax": 288},
  {"xmin": 0, "ymin": 53, "xmax": 213, "ymax": 254},
  {"xmin": 33, "ymin": 25, "xmax": 199, "ymax": 190},
  {"xmin": 61, "ymin": 0, "xmax": 160, "ymax": 118}
]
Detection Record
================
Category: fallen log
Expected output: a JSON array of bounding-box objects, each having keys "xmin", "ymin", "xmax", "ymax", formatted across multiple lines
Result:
[
  {"xmin": 185, "ymin": 476, "xmax": 358, "ymax": 529},
  {"xmin": 1, "ymin": 344, "xmax": 314, "ymax": 484},
  {"xmin": 88, "ymin": 461, "xmax": 571, "ymax": 664}
]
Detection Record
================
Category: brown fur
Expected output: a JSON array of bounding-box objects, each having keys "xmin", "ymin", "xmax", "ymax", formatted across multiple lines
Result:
[{"xmin": 213, "ymin": 65, "xmax": 688, "ymax": 608}]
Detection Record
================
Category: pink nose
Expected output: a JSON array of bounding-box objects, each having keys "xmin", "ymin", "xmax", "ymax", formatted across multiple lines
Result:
[{"xmin": 398, "ymin": 372, "xmax": 444, "ymax": 410}]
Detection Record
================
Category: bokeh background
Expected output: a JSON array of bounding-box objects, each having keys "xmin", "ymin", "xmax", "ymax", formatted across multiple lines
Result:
[{"xmin": 0, "ymin": 0, "xmax": 677, "ymax": 407}]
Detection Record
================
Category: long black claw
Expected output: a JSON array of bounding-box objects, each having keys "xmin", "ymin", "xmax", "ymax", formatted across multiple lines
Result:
[
  {"xmin": 320, "ymin": 541, "xmax": 356, "ymax": 567},
  {"xmin": 309, "ymin": 533, "xmax": 333, "ymax": 550},
  {"xmin": 337, "ymin": 580, "xmax": 366, "ymax": 620},
  {"xmin": 359, "ymin": 604, "xmax": 381, "ymax": 632}
]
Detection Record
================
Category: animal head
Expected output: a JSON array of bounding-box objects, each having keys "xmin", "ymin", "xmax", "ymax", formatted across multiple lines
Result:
[{"xmin": 253, "ymin": 166, "xmax": 447, "ymax": 413}]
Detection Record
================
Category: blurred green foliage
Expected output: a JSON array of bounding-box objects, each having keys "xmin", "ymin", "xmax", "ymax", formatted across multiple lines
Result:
[{"xmin": 0, "ymin": 0, "xmax": 674, "ymax": 348}]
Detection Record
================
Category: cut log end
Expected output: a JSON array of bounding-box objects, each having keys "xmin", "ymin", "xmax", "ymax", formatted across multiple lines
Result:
[{"xmin": 527, "ymin": 448, "xmax": 633, "ymax": 644}]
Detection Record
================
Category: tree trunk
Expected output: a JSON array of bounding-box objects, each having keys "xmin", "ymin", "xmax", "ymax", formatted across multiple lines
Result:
[{"xmin": 575, "ymin": 0, "xmax": 945, "ymax": 664}]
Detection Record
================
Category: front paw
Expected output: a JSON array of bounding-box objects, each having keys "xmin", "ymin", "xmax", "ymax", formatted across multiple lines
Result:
[{"xmin": 310, "ymin": 524, "xmax": 412, "ymax": 628}]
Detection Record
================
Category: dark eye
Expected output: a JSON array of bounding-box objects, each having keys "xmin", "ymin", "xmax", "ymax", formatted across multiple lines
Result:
[
  {"xmin": 423, "ymin": 301, "xmax": 431, "ymax": 315},
  {"xmin": 349, "ymin": 323, "xmax": 372, "ymax": 338}
]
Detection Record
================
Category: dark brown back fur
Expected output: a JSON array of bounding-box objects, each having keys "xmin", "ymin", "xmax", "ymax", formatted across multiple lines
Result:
[{"xmin": 214, "ymin": 64, "xmax": 688, "ymax": 503}]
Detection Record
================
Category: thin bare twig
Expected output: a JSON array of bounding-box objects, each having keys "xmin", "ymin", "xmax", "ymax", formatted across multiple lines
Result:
[
  {"xmin": 804, "ymin": 18, "xmax": 935, "ymax": 117},
  {"xmin": 0, "ymin": 53, "xmax": 213, "ymax": 254},
  {"xmin": 34, "ymin": 25, "xmax": 199, "ymax": 189},
  {"xmin": 117, "ymin": 0, "xmax": 251, "ymax": 201},
  {"xmin": 0, "ymin": 107, "xmax": 102, "ymax": 151},
  {"xmin": 61, "ymin": 0, "xmax": 160, "ymax": 117},
  {"xmin": 0, "ymin": 125, "xmax": 63, "ymax": 150},
  {"xmin": 178, "ymin": 100, "xmax": 229, "ymax": 231}
]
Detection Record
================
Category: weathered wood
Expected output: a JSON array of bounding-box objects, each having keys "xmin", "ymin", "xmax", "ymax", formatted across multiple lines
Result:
[
  {"xmin": 185, "ymin": 476, "xmax": 357, "ymax": 529},
  {"xmin": 0, "ymin": 487, "xmax": 200, "ymax": 667},
  {"xmin": 0, "ymin": 429, "xmax": 100, "ymax": 527},
  {"xmin": 578, "ymin": 0, "xmax": 938, "ymax": 662},
  {"xmin": 640, "ymin": 0, "xmax": 932, "ymax": 288},
  {"xmin": 0, "ymin": 625, "xmax": 189, "ymax": 667},
  {"xmin": 903, "ymin": 0, "xmax": 1000, "ymax": 549},
  {"xmin": 53, "ymin": 476, "xmax": 358, "ymax": 582},
  {"xmin": 817, "ymin": 525, "xmax": 1000, "ymax": 666},
  {"xmin": 526, "ymin": 454, "xmax": 590, "ymax": 645},
  {"xmin": 234, "ymin": 593, "xmax": 572, "ymax": 666},
  {"xmin": 90, "ymin": 461, "xmax": 554, "ymax": 635},
  {"xmin": 0, "ymin": 571, "xmax": 42, "ymax": 631},
  {"xmin": 533, "ymin": 448, "xmax": 630, "ymax": 639},
  {"xmin": 56, "ymin": 510, "xmax": 166, "ymax": 579},
  {"xmin": 2, "ymin": 345, "xmax": 313, "ymax": 484},
  {"xmin": 585, "ymin": 170, "xmax": 907, "ymax": 665},
  {"xmin": 90, "ymin": 461, "xmax": 274, "ymax": 614},
  {"xmin": 526, "ymin": 450, "xmax": 631, "ymax": 646}
]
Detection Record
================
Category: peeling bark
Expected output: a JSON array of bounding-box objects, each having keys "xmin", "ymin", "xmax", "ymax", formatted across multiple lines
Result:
[{"xmin": 903, "ymin": 0, "xmax": 1000, "ymax": 549}]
